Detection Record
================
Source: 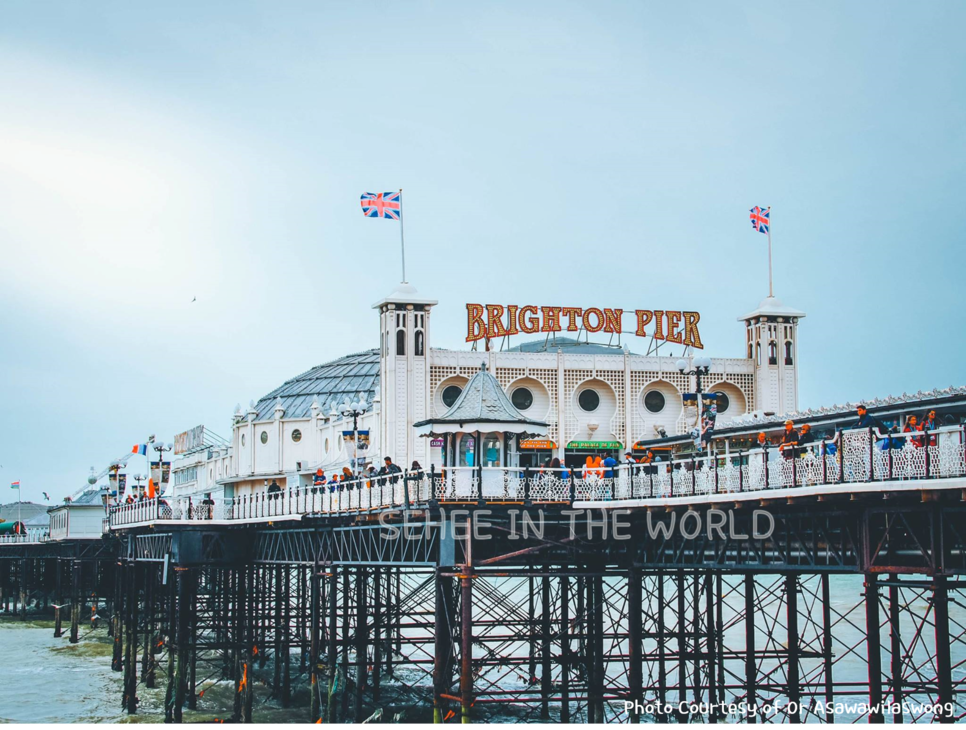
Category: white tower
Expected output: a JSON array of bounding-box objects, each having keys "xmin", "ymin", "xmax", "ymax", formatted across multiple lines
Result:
[
  {"xmin": 373, "ymin": 284, "xmax": 437, "ymax": 467},
  {"xmin": 739, "ymin": 296, "xmax": 806, "ymax": 416}
]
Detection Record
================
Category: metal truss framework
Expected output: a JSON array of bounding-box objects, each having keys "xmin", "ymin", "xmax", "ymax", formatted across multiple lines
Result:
[{"xmin": 2, "ymin": 497, "xmax": 965, "ymax": 724}]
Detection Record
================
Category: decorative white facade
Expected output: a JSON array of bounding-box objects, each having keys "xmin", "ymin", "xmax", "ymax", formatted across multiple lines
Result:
[{"xmin": 169, "ymin": 285, "xmax": 804, "ymax": 498}]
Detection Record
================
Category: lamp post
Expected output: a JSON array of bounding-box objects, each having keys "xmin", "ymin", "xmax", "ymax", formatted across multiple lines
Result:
[
  {"xmin": 677, "ymin": 356, "xmax": 713, "ymax": 450},
  {"xmin": 152, "ymin": 441, "xmax": 173, "ymax": 497},
  {"xmin": 132, "ymin": 474, "xmax": 146, "ymax": 498},
  {"xmin": 340, "ymin": 396, "xmax": 369, "ymax": 479}
]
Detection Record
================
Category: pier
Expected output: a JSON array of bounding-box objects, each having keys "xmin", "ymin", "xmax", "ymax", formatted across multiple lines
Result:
[{"xmin": 3, "ymin": 425, "xmax": 965, "ymax": 723}]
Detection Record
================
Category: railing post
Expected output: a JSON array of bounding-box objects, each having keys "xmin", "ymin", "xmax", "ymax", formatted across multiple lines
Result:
[
  {"xmin": 738, "ymin": 450, "xmax": 744, "ymax": 492},
  {"xmin": 924, "ymin": 426, "xmax": 932, "ymax": 478},
  {"xmin": 792, "ymin": 449, "xmax": 797, "ymax": 488},
  {"xmin": 714, "ymin": 452, "xmax": 720, "ymax": 494},
  {"xmin": 429, "ymin": 465, "xmax": 436, "ymax": 504},
  {"xmin": 690, "ymin": 452, "xmax": 695, "ymax": 494},
  {"xmin": 837, "ymin": 432, "xmax": 844, "ymax": 483},
  {"xmin": 524, "ymin": 467, "xmax": 531, "ymax": 502},
  {"xmin": 669, "ymin": 458, "xmax": 675, "ymax": 497},
  {"xmin": 868, "ymin": 426, "xmax": 875, "ymax": 481},
  {"xmin": 887, "ymin": 431, "xmax": 894, "ymax": 480},
  {"xmin": 648, "ymin": 463, "xmax": 654, "ymax": 498},
  {"xmin": 403, "ymin": 473, "xmax": 411, "ymax": 511},
  {"xmin": 822, "ymin": 441, "xmax": 828, "ymax": 485},
  {"xmin": 568, "ymin": 468, "xmax": 576, "ymax": 504},
  {"xmin": 763, "ymin": 447, "xmax": 769, "ymax": 489}
]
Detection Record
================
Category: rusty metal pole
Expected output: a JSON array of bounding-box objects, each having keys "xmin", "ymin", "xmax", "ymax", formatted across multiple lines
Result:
[
  {"xmin": 786, "ymin": 573, "xmax": 800, "ymax": 722},
  {"xmin": 373, "ymin": 566, "xmax": 382, "ymax": 704},
  {"xmin": 354, "ymin": 566, "xmax": 368, "ymax": 721},
  {"xmin": 142, "ymin": 564, "xmax": 156, "ymax": 688},
  {"xmin": 124, "ymin": 563, "xmax": 139, "ymax": 715},
  {"xmin": 560, "ymin": 573, "xmax": 570, "ymax": 723},
  {"xmin": 865, "ymin": 573, "xmax": 884, "ymax": 723},
  {"xmin": 326, "ymin": 566, "xmax": 338, "ymax": 724},
  {"xmin": 540, "ymin": 566, "xmax": 552, "ymax": 720},
  {"xmin": 934, "ymin": 575, "xmax": 953, "ymax": 723},
  {"xmin": 111, "ymin": 561, "xmax": 124, "ymax": 672},
  {"xmin": 744, "ymin": 573, "xmax": 756, "ymax": 721},
  {"xmin": 70, "ymin": 559, "xmax": 81, "ymax": 644},
  {"xmin": 460, "ymin": 517, "xmax": 473, "ymax": 723},
  {"xmin": 54, "ymin": 558, "xmax": 63, "ymax": 638},
  {"xmin": 628, "ymin": 565, "xmax": 642, "ymax": 723},
  {"xmin": 309, "ymin": 564, "xmax": 321, "ymax": 722}
]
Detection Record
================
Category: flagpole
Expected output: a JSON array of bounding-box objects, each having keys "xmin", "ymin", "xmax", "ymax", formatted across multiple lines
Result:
[
  {"xmin": 398, "ymin": 188, "xmax": 407, "ymax": 284},
  {"xmin": 767, "ymin": 207, "xmax": 773, "ymax": 297},
  {"xmin": 399, "ymin": 188, "xmax": 406, "ymax": 284}
]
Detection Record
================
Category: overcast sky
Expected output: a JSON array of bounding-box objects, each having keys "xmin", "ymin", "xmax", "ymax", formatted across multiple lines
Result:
[{"xmin": 1, "ymin": 1, "xmax": 964, "ymax": 502}]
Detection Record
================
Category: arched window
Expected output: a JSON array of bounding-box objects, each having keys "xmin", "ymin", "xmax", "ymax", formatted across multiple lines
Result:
[
  {"xmin": 748, "ymin": 342, "xmax": 753, "ymax": 359},
  {"xmin": 756, "ymin": 344, "xmax": 761, "ymax": 367},
  {"xmin": 784, "ymin": 340, "xmax": 794, "ymax": 366},
  {"xmin": 768, "ymin": 341, "xmax": 778, "ymax": 366},
  {"xmin": 396, "ymin": 329, "xmax": 406, "ymax": 356},
  {"xmin": 415, "ymin": 330, "xmax": 424, "ymax": 356}
]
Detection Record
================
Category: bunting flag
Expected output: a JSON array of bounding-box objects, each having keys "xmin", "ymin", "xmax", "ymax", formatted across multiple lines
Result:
[{"xmin": 132, "ymin": 444, "xmax": 147, "ymax": 456}]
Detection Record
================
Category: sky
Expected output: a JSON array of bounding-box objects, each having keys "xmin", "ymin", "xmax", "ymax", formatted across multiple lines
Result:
[{"xmin": 1, "ymin": 1, "xmax": 964, "ymax": 502}]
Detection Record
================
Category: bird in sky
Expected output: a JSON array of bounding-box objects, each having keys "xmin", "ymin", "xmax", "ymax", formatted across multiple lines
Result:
[
  {"xmin": 191, "ymin": 296, "xmax": 196, "ymax": 303},
  {"xmin": 42, "ymin": 491, "xmax": 50, "ymax": 501}
]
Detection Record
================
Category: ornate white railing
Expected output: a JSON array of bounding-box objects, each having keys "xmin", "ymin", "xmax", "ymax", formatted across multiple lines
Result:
[
  {"xmin": 107, "ymin": 426, "xmax": 965, "ymax": 527},
  {"xmin": 109, "ymin": 496, "xmax": 225, "ymax": 527},
  {"xmin": 226, "ymin": 475, "xmax": 434, "ymax": 522},
  {"xmin": 0, "ymin": 530, "xmax": 49, "ymax": 544}
]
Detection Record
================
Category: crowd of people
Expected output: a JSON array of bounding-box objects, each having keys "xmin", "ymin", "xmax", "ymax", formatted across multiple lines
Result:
[
  {"xmin": 759, "ymin": 405, "xmax": 943, "ymax": 459},
  {"xmin": 308, "ymin": 456, "xmax": 410, "ymax": 494}
]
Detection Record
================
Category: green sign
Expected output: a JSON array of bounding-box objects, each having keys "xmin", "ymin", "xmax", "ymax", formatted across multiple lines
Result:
[{"xmin": 566, "ymin": 441, "xmax": 623, "ymax": 450}]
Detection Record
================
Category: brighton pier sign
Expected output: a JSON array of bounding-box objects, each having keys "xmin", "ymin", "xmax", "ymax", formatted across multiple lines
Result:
[{"xmin": 466, "ymin": 304, "xmax": 704, "ymax": 349}]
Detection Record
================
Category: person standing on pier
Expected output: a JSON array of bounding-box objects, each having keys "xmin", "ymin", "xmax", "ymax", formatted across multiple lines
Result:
[
  {"xmin": 851, "ymin": 404, "xmax": 885, "ymax": 432},
  {"xmin": 920, "ymin": 409, "xmax": 938, "ymax": 446},
  {"xmin": 380, "ymin": 456, "xmax": 402, "ymax": 484},
  {"xmin": 780, "ymin": 420, "xmax": 800, "ymax": 459}
]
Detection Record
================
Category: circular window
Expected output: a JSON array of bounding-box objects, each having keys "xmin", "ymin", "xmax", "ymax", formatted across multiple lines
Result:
[
  {"xmin": 442, "ymin": 385, "xmax": 462, "ymax": 408},
  {"xmin": 578, "ymin": 388, "xmax": 600, "ymax": 412},
  {"xmin": 511, "ymin": 387, "xmax": 533, "ymax": 411},
  {"xmin": 644, "ymin": 390, "xmax": 666, "ymax": 414},
  {"xmin": 714, "ymin": 392, "xmax": 730, "ymax": 414},
  {"xmin": 260, "ymin": 431, "xmax": 268, "ymax": 444},
  {"xmin": 324, "ymin": 438, "xmax": 330, "ymax": 454},
  {"xmin": 241, "ymin": 433, "xmax": 246, "ymax": 447},
  {"xmin": 291, "ymin": 429, "xmax": 302, "ymax": 443}
]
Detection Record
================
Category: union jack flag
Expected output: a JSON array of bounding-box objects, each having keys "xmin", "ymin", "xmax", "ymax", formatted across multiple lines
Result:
[
  {"xmin": 360, "ymin": 191, "xmax": 401, "ymax": 220},
  {"xmin": 749, "ymin": 206, "xmax": 770, "ymax": 234}
]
